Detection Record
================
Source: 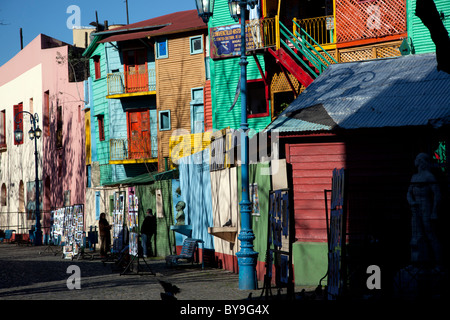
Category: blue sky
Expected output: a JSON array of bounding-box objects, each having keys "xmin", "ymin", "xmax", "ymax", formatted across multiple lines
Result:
[{"xmin": 0, "ymin": 0, "xmax": 197, "ymax": 66}]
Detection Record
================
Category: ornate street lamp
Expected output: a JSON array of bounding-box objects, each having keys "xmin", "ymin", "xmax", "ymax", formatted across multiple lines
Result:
[
  {"xmin": 195, "ymin": 0, "xmax": 259, "ymax": 290},
  {"xmin": 14, "ymin": 111, "xmax": 43, "ymax": 246},
  {"xmin": 195, "ymin": 0, "xmax": 215, "ymax": 24}
]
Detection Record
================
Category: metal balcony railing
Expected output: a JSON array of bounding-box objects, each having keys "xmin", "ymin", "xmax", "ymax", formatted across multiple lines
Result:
[
  {"xmin": 295, "ymin": 15, "xmax": 335, "ymax": 47},
  {"xmin": 110, "ymin": 136, "xmax": 158, "ymax": 162},
  {"xmin": 107, "ymin": 67, "xmax": 156, "ymax": 96},
  {"xmin": 246, "ymin": 15, "xmax": 335, "ymax": 52}
]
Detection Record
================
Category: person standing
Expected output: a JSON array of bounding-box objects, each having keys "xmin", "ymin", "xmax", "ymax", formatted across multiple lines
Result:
[
  {"xmin": 141, "ymin": 209, "xmax": 156, "ymax": 258},
  {"xmin": 99, "ymin": 212, "xmax": 112, "ymax": 258}
]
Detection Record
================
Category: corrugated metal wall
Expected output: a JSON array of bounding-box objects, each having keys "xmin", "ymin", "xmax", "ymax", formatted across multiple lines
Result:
[
  {"xmin": 209, "ymin": 0, "xmax": 271, "ymax": 133},
  {"xmin": 407, "ymin": 0, "xmax": 450, "ymax": 54},
  {"xmin": 156, "ymin": 33, "xmax": 206, "ymax": 170}
]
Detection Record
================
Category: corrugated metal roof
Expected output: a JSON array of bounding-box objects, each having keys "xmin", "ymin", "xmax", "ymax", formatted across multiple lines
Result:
[
  {"xmin": 266, "ymin": 53, "xmax": 450, "ymax": 133},
  {"xmin": 97, "ymin": 10, "xmax": 206, "ymax": 43}
]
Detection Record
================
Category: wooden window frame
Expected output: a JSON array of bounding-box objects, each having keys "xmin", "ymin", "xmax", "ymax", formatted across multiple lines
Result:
[
  {"xmin": 13, "ymin": 103, "xmax": 23, "ymax": 145},
  {"xmin": 0, "ymin": 110, "xmax": 6, "ymax": 148},
  {"xmin": 97, "ymin": 115, "xmax": 105, "ymax": 141},
  {"xmin": 158, "ymin": 110, "xmax": 171, "ymax": 131},
  {"xmin": 156, "ymin": 38, "xmax": 168, "ymax": 59},
  {"xmin": 189, "ymin": 35, "xmax": 203, "ymax": 55},
  {"xmin": 247, "ymin": 79, "xmax": 269, "ymax": 118},
  {"xmin": 93, "ymin": 55, "xmax": 101, "ymax": 80}
]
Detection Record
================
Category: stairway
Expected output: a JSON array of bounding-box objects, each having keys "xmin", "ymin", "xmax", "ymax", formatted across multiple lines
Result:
[{"xmin": 269, "ymin": 19, "xmax": 337, "ymax": 88}]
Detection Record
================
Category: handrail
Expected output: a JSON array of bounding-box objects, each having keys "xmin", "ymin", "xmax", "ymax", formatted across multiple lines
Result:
[{"xmin": 278, "ymin": 22, "xmax": 319, "ymax": 77}]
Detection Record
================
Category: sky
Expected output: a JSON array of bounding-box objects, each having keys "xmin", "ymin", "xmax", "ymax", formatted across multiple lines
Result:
[{"xmin": 0, "ymin": 0, "xmax": 197, "ymax": 67}]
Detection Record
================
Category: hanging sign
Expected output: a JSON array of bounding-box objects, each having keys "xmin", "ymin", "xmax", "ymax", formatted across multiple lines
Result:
[{"xmin": 210, "ymin": 23, "xmax": 258, "ymax": 59}]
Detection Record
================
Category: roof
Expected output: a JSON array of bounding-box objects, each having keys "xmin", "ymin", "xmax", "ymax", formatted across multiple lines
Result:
[
  {"xmin": 266, "ymin": 53, "xmax": 450, "ymax": 134},
  {"xmin": 97, "ymin": 10, "xmax": 206, "ymax": 43},
  {"xmin": 103, "ymin": 169, "xmax": 179, "ymax": 187}
]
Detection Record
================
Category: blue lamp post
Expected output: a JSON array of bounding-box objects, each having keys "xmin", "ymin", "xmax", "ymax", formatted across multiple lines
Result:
[
  {"xmin": 14, "ymin": 111, "xmax": 43, "ymax": 246},
  {"xmin": 195, "ymin": 0, "xmax": 259, "ymax": 290}
]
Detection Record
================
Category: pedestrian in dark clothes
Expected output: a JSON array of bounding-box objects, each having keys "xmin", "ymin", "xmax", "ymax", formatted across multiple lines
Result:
[{"xmin": 141, "ymin": 209, "xmax": 156, "ymax": 257}]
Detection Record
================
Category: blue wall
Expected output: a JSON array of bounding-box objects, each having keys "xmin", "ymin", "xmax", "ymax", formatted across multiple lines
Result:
[{"xmin": 179, "ymin": 149, "xmax": 214, "ymax": 250}]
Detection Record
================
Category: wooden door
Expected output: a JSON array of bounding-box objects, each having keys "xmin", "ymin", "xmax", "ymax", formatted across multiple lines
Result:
[
  {"xmin": 127, "ymin": 110, "xmax": 151, "ymax": 159},
  {"xmin": 124, "ymin": 49, "xmax": 148, "ymax": 93}
]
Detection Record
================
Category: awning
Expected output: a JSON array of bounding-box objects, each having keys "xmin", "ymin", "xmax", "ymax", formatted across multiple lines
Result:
[{"xmin": 103, "ymin": 169, "xmax": 179, "ymax": 187}]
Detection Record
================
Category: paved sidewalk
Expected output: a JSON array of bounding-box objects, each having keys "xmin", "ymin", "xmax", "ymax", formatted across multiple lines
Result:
[{"xmin": 0, "ymin": 243, "xmax": 281, "ymax": 301}]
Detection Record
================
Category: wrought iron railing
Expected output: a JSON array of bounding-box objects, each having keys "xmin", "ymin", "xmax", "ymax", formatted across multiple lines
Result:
[
  {"xmin": 110, "ymin": 136, "xmax": 158, "ymax": 161},
  {"xmin": 107, "ymin": 67, "xmax": 156, "ymax": 96}
]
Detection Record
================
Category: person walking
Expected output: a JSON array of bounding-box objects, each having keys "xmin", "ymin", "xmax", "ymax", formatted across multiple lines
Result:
[
  {"xmin": 99, "ymin": 212, "xmax": 112, "ymax": 258},
  {"xmin": 141, "ymin": 209, "xmax": 156, "ymax": 258}
]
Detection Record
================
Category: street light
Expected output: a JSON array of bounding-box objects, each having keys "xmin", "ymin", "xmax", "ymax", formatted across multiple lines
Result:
[
  {"xmin": 195, "ymin": 0, "xmax": 258, "ymax": 290},
  {"xmin": 14, "ymin": 111, "xmax": 43, "ymax": 246}
]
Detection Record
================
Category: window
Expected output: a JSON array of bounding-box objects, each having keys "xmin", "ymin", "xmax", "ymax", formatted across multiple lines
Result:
[
  {"xmin": 29, "ymin": 98, "xmax": 33, "ymax": 114},
  {"xmin": 56, "ymin": 105, "xmax": 63, "ymax": 148},
  {"xmin": 156, "ymin": 38, "xmax": 168, "ymax": 59},
  {"xmin": 1, "ymin": 184, "xmax": 6, "ymax": 206},
  {"xmin": 159, "ymin": 110, "xmax": 171, "ymax": 131},
  {"xmin": 13, "ymin": 103, "xmax": 23, "ymax": 145},
  {"xmin": 97, "ymin": 115, "xmax": 105, "ymax": 141},
  {"xmin": 44, "ymin": 91, "xmax": 49, "ymax": 136},
  {"xmin": 93, "ymin": 55, "xmax": 101, "ymax": 79},
  {"xmin": 190, "ymin": 88, "xmax": 204, "ymax": 134},
  {"xmin": 0, "ymin": 110, "xmax": 6, "ymax": 148},
  {"xmin": 247, "ymin": 80, "xmax": 268, "ymax": 117},
  {"xmin": 190, "ymin": 36, "xmax": 203, "ymax": 55}
]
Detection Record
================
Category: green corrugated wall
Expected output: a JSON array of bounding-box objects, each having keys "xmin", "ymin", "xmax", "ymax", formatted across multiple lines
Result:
[
  {"xmin": 135, "ymin": 179, "xmax": 175, "ymax": 257},
  {"xmin": 209, "ymin": 0, "xmax": 272, "ymax": 133},
  {"xmin": 407, "ymin": 0, "xmax": 450, "ymax": 54}
]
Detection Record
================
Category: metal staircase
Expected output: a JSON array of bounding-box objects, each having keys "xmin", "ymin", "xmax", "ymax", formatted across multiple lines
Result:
[{"xmin": 268, "ymin": 18, "xmax": 337, "ymax": 88}]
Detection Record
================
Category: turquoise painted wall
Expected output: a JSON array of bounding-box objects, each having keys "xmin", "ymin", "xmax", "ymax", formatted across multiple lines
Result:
[
  {"xmin": 89, "ymin": 40, "xmax": 158, "ymax": 184},
  {"xmin": 407, "ymin": 0, "xmax": 450, "ymax": 54},
  {"xmin": 209, "ymin": 0, "xmax": 271, "ymax": 133}
]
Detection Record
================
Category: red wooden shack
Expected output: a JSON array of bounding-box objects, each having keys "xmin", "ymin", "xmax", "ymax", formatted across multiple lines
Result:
[{"xmin": 267, "ymin": 53, "xmax": 450, "ymax": 294}]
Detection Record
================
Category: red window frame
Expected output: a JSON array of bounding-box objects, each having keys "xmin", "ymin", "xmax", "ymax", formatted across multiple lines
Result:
[
  {"xmin": 247, "ymin": 79, "xmax": 269, "ymax": 118},
  {"xmin": 13, "ymin": 103, "xmax": 23, "ymax": 145},
  {"xmin": 94, "ymin": 56, "xmax": 101, "ymax": 80},
  {"xmin": 97, "ymin": 115, "xmax": 105, "ymax": 141}
]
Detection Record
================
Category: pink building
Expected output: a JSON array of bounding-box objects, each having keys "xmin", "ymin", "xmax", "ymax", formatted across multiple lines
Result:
[{"xmin": 0, "ymin": 34, "xmax": 86, "ymax": 241}]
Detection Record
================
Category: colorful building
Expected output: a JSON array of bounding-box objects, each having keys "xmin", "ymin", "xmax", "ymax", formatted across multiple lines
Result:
[
  {"xmin": 0, "ymin": 34, "xmax": 86, "ymax": 242},
  {"xmin": 82, "ymin": 10, "xmax": 208, "ymax": 256}
]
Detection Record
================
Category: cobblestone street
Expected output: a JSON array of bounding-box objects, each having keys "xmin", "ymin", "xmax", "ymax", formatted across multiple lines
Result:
[{"xmin": 0, "ymin": 243, "xmax": 266, "ymax": 301}]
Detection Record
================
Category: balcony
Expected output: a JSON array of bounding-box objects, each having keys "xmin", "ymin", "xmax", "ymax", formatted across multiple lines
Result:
[
  {"xmin": 106, "ymin": 67, "xmax": 156, "ymax": 99},
  {"xmin": 109, "ymin": 137, "xmax": 158, "ymax": 164}
]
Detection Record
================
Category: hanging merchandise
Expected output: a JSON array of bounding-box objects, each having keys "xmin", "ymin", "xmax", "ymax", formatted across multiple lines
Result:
[
  {"xmin": 62, "ymin": 204, "xmax": 84, "ymax": 259},
  {"xmin": 128, "ymin": 193, "xmax": 139, "ymax": 257},
  {"xmin": 112, "ymin": 192, "xmax": 125, "ymax": 253}
]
